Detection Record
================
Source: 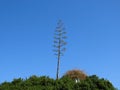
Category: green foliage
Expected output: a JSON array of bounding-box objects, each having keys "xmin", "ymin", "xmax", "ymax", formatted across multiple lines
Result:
[
  {"xmin": 0, "ymin": 75, "xmax": 116, "ymax": 90},
  {"xmin": 75, "ymin": 75, "xmax": 116, "ymax": 90}
]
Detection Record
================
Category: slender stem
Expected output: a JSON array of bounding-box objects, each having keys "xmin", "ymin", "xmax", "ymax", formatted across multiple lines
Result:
[{"xmin": 56, "ymin": 39, "xmax": 61, "ymax": 80}]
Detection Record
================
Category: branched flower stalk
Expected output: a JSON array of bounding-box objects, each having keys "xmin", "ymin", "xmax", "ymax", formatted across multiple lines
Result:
[{"xmin": 53, "ymin": 20, "xmax": 67, "ymax": 80}]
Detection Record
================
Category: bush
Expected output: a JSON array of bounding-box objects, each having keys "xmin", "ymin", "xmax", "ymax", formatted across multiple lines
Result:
[{"xmin": 0, "ymin": 75, "xmax": 116, "ymax": 90}]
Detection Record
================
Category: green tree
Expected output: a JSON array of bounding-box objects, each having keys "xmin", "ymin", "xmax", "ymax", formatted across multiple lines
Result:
[
  {"xmin": 0, "ymin": 75, "xmax": 116, "ymax": 90},
  {"xmin": 53, "ymin": 20, "xmax": 67, "ymax": 80},
  {"xmin": 83, "ymin": 75, "xmax": 116, "ymax": 90}
]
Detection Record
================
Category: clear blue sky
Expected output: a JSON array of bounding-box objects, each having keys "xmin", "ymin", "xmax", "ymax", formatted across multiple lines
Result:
[{"xmin": 0, "ymin": 0, "xmax": 120, "ymax": 88}]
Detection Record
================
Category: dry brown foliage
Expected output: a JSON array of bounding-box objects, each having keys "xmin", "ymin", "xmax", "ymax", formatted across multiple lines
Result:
[{"xmin": 64, "ymin": 69, "xmax": 87, "ymax": 80}]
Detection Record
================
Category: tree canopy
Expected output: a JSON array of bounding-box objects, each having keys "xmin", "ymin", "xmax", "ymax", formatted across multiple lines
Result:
[
  {"xmin": 0, "ymin": 75, "xmax": 116, "ymax": 90},
  {"xmin": 63, "ymin": 69, "xmax": 87, "ymax": 81}
]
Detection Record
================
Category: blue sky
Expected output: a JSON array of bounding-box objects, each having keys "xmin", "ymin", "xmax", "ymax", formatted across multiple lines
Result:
[{"xmin": 0, "ymin": 0, "xmax": 120, "ymax": 88}]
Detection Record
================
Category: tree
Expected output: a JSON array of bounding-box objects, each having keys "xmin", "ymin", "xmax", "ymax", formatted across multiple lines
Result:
[
  {"xmin": 63, "ymin": 69, "xmax": 87, "ymax": 82},
  {"xmin": 53, "ymin": 20, "xmax": 67, "ymax": 80},
  {"xmin": 0, "ymin": 75, "xmax": 116, "ymax": 90}
]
